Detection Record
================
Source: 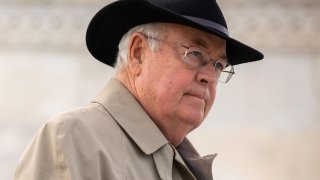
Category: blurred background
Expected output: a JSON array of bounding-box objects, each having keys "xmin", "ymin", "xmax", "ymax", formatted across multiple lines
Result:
[{"xmin": 0, "ymin": 0, "xmax": 319, "ymax": 179}]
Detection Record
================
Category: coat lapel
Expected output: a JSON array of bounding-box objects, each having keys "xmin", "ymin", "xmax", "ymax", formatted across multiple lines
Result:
[
  {"xmin": 152, "ymin": 144, "xmax": 175, "ymax": 180},
  {"xmin": 92, "ymin": 78, "xmax": 168, "ymax": 155},
  {"xmin": 92, "ymin": 79, "xmax": 215, "ymax": 179}
]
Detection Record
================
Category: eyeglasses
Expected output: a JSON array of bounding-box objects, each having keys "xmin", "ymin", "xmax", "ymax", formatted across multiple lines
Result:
[{"xmin": 142, "ymin": 34, "xmax": 235, "ymax": 83}]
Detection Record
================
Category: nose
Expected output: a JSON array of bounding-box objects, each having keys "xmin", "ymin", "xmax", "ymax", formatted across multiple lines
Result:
[{"xmin": 196, "ymin": 64, "xmax": 217, "ymax": 84}]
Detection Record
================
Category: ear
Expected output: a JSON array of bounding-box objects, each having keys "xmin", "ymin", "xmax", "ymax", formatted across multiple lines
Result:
[{"xmin": 127, "ymin": 33, "xmax": 147, "ymax": 76}]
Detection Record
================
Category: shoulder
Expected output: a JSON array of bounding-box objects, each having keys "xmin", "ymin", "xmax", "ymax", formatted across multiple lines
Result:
[
  {"xmin": 49, "ymin": 102, "xmax": 112, "ymax": 125},
  {"xmin": 44, "ymin": 102, "xmax": 122, "ymax": 143},
  {"xmin": 15, "ymin": 103, "xmax": 124, "ymax": 179}
]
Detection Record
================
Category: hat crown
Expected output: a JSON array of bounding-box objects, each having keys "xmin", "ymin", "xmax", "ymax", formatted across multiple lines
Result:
[
  {"xmin": 149, "ymin": 0, "xmax": 227, "ymax": 29},
  {"xmin": 86, "ymin": 0, "xmax": 263, "ymax": 66}
]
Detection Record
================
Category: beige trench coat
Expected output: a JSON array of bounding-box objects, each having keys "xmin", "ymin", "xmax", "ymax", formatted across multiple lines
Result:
[{"xmin": 14, "ymin": 79, "xmax": 215, "ymax": 180}]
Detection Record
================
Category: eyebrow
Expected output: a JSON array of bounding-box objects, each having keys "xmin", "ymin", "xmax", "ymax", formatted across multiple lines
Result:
[
  {"xmin": 220, "ymin": 54, "xmax": 228, "ymax": 60},
  {"xmin": 190, "ymin": 37, "xmax": 209, "ymax": 49},
  {"xmin": 190, "ymin": 37, "xmax": 228, "ymax": 60}
]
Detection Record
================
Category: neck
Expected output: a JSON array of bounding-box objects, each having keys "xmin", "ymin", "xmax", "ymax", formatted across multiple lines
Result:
[{"xmin": 116, "ymin": 68, "xmax": 139, "ymax": 99}]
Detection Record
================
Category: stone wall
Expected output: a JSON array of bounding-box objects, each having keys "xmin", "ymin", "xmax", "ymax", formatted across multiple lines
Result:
[{"xmin": 1, "ymin": 0, "xmax": 319, "ymax": 180}]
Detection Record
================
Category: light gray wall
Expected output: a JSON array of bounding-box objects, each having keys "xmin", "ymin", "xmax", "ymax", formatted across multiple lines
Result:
[{"xmin": 1, "ymin": 0, "xmax": 319, "ymax": 180}]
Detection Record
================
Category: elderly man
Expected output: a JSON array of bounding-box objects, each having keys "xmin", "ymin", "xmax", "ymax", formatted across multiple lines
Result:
[{"xmin": 15, "ymin": 0, "xmax": 263, "ymax": 179}]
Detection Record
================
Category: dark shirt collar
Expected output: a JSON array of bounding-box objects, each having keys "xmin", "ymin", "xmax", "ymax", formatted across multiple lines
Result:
[{"xmin": 177, "ymin": 138, "xmax": 217, "ymax": 180}]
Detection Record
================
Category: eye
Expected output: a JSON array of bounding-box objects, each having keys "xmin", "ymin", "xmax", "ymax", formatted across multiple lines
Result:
[
  {"xmin": 214, "ymin": 61, "xmax": 226, "ymax": 71},
  {"xmin": 189, "ymin": 51, "xmax": 203, "ymax": 58},
  {"xmin": 186, "ymin": 50, "xmax": 206, "ymax": 66}
]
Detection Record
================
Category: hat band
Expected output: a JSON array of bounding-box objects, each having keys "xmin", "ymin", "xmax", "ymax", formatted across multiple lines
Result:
[{"xmin": 183, "ymin": 15, "xmax": 229, "ymax": 36}]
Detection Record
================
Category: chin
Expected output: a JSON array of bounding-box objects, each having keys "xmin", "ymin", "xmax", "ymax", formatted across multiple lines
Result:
[{"xmin": 180, "ymin": 113, "xmax": 205, "ymax": 129}]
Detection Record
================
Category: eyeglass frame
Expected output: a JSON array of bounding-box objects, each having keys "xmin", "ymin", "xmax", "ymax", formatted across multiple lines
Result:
[{"xmin": 140, "ymin": 33, "xmax": 235, "ymax": 83}]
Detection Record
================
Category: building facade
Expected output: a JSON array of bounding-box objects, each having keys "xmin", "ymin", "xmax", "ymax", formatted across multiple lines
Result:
[{"xmin": 1, "ymin": 0, "xmax": 319, "ymax": 179}]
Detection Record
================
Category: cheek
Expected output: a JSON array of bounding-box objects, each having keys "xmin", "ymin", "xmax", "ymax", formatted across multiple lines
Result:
[
  {"xmin": 204, "ymin": 85, "xmax": 217, "ymax": 115},
  {"xmin": 140, "ymin": 71, "xmax": 183, "ymax": 106},
  {"xmin": 205, "ymin": 97, "xmax": 214, "ymax": 115},
  {"xmin": 156, "ymin": 80, "xmax": 184, "ymax": 104}
]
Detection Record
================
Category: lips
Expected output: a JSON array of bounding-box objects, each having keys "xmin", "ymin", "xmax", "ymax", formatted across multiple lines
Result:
[
  {"xmin": 186, "ymin": 91, "xmax": 207, "ymax": 101},
  {"xmin": 188, "ymin": 93, "xmax": 205, "ymax": 100}
]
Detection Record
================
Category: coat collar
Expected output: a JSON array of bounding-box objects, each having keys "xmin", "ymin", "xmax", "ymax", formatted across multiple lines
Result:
[
  {"xmin": 92, "ymin": 78, "xmax": 169, "ymax": 155},
  {"xmin": 92, "ymin": 78, "xmax": 215, "ymax": 179}
]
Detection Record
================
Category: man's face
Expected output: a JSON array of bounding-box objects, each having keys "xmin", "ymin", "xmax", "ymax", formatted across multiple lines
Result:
[{"xmin": 135, "ymin": 23, "xmax": 226, "ymax": 137}]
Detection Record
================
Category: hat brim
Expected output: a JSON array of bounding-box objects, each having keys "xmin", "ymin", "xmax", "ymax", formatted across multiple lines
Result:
[{"xmin": 86, "ymin": 0, "xmax": 263, "ymax": 66}]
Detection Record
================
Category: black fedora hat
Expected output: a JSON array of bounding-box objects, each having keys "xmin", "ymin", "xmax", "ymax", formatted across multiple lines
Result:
[{"xmin": 86, "ymin": 0, "xmax": 263, "ymax": 66}]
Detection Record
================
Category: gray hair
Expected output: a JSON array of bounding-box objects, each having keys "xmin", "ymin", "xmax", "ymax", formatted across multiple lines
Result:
[{"xmin": 114, "ymin": 23, "xmax": 167, "ymax": 73}]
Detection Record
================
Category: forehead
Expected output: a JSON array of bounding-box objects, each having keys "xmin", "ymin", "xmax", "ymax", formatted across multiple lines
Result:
[{"xmin": 163, "ymin": 23, "xmax": 226, "ymax": 50}]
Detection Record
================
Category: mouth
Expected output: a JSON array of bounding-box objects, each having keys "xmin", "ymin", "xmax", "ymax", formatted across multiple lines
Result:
[{"xmin": 186, "ymin": 93, "xmax": 206, "ymax": 101}]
